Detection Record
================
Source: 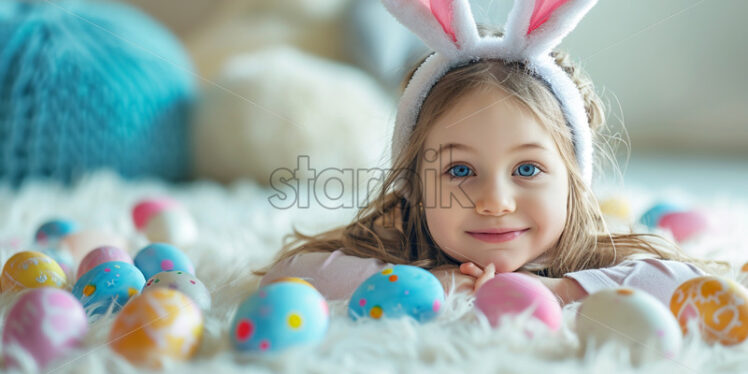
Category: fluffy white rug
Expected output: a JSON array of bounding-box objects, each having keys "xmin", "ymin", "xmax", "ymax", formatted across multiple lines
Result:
[{"xmin": 1, "ymin": 171, "xmax": 748, "ymax": 373}]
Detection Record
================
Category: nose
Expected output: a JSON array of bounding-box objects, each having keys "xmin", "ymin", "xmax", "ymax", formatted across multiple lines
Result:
[{"xmin": 474, "ymin": 177, "xmax": 516, "ymax": 216}]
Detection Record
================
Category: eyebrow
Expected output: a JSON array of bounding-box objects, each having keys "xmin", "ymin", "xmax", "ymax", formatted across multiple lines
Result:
[{"xmin": 434, "ymin": 142, "xmax": 548, "ymax": 156}]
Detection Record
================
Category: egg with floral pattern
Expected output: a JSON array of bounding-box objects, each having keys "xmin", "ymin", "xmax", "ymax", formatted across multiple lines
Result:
[
  {"xmin": 1, "ymin": 251, "xmax": 67, "ymax": 292},
  {"xmin": 72, "ymin": 261, "xmax": 145, "ymax": 318},
  {"xmin": 109, "ymin": 288, "xmax": 203, "ymax": 368},
  {"xmin": 2, "ymin": 288, "xmax": 88, "ymax": 371},
  {"xmin": 348, "ymin": 265, "xmax": 444, "ymax": 322},
  {"xmin": 670, "ymin": 276, "xmax": 748, "ymax": 345},
  {"xmin": 230, "ymin": 280, "xmax": 329, "ymax": 353},
  {"xmin": 144, "ymin": 271, "xmax": 211, "ymax": 310}
]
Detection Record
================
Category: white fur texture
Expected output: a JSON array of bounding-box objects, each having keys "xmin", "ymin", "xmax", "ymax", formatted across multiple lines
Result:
[
  {"xmin": 193, "ymin": 46, "xmax": 394, "ymax": 186},
  {"xmin": 1, "ymin": 172, "xmax": 748, "ymax": 373},
  {"xmin": 386, "ymin": 0, "xmax": 597, "ymax": 184}
]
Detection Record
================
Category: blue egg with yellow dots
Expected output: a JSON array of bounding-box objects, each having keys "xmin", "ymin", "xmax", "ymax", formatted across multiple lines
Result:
[
  {"xmin": 72, "ymin": 261, "xmax": 146, "ymax": 318},
  {"xmin": 348, "ymin": 265, "xmax": 444, "ymax": 322},
  {"xmin": 230, "ymin": 278, "xmax": 329, "ymax": 353}
]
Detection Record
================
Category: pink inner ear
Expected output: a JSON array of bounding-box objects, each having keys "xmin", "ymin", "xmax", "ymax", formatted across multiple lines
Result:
[
  {"xmin": 418, "ymin": 0, "xmax": 457, "ymax": 43},
  {"xmin": 528, "ymin": 0, "xmax": 571, "ymax": 34}
]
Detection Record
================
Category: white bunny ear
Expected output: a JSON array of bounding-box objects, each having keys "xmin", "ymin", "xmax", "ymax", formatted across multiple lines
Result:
[
  {"xmin": 503, "ymin": 0, "xmax": 597, "ymax": 60},
  {"xmin": 381, "ymin": 0, "xmax": 479, "ymax": 59}
]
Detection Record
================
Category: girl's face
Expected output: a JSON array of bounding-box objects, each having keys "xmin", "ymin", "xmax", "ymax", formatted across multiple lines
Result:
[{"xmin": 419, "ymin": 87, "xmax": 569, "ymax": 273}]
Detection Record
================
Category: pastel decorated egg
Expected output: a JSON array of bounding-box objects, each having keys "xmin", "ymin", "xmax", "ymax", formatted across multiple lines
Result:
[
  {"xmin": 1, "ymin": 251, "xmax": 67, "ymax": 292},
  {"xmin": 599, "ymin": 196, "xmax": 631, "ymax": 221},
  {"xmin": 59, "ymin": 229, "xmax": 129, "ymax": 263},
  {"xmin": 72, "ymin": 261, "xmax": 145, "ymax": 318},
  {"xmin": 133, "ymin": 243, "xmax": 195, "ymax": 280},
  {"xmin": 657, "ymin": 210, "xmax": 709, "ymax": 243},
  {"xmin": 670, "ymin": 276, "xmax": 748, "ymax": 345},
  {"xmin": 132, "ymin": 197, "xmax": 197, "ymax": 246},
  {"xmin": 144, "ymin": 271, "xmax": 211, "ymax": 310},
  {"xmin": 77, "ymin": 246, "xmax": 132, "ymax": 281},
  {"xmin": 474, "ymin": 272, "xmax": 562, "ymax": 330},
  {"xmin": 2, "ymin": 288, "xmax": 88, "ymax": 371},
  {"xmin": 40, "ymin": 247, "xmax": 75, "ymax": 280},
  {"xmin": 577, "ymin": 288, "xmax": 682, "ymax": 365},
  {"xmin": 639, "ymin": 201, "xmax": 685, "ymax": 228},
  {"xmin": 33, "ymin": 219, "xmax": 79, "ymax": 246},
  {"xmin": 348, "ymin": 265, "xmax": 444, "ymax": 322},
  {"xmin": 110, "ymin": 288, "xmax": 203, "ymax": 368},
  {"xmin": 230, "ymin": 281, "xmax": 329, "ymax": 353}
]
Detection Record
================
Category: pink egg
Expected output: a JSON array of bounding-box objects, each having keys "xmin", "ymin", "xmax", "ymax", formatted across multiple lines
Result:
[
  {"xmin": 657, "ymin": 210, "xmax": 709, "ymax": 242},
  {"xmin": 77, "ymin": 246, "xmax": 133, "ymax": 280},
  {"xmin": 2, "ymin": 288, "xmax": 88, "ymax": 371},
  {"xmin": 474, "ymin": 273, "xmax": 562, "ymax": 331},
  {"xmin": 132, "ymin": 197, "xmax": 180, "ymax": 231}
]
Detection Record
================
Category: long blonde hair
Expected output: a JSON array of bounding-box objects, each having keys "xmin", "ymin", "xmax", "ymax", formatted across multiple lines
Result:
[{"xmin": 255, "ymin": 33, "xmax": 722, "ymax": 278}]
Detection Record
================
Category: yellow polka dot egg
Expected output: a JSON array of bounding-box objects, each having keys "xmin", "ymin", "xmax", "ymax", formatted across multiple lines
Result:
[
  {"xmin": 1, "ymin": 251, "xmax": 67, "ymax": 292},
  {"xmin": 670, "ymin": 276, "xmax": 748, "ymax": 345},
  {"xmin": 230, "ymin": 278, "xmax": 329, "ymax": 353}
]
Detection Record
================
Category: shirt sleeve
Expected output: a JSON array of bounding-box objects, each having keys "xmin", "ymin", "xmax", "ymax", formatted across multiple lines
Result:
[
  {"xmin": 258, "ymin": 249, "xmax": 391, "ymax": 300},
  {"xmin": 564, "ymin": 257, "xmax": 706, "ymax": 306}
]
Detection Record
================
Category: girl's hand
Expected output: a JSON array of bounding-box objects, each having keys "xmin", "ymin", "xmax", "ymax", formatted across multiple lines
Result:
[{"xmin": 459, "ymin": 262, "xmax": 496, "ymax": 292}]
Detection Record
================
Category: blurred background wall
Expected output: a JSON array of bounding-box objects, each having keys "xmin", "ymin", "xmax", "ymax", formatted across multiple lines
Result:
[{"xmin": 115, "ymin": 0, "xmax": 748, "ymax": 197}]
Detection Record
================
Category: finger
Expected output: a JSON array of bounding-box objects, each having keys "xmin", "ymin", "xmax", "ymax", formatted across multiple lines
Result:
[
  {"xmin": 459, "ymin": 262, "xmax": 483, "ymax": 278},
  {"xmin": 474, "ymin": 263, "xmax": 496, "ymax": 291}
]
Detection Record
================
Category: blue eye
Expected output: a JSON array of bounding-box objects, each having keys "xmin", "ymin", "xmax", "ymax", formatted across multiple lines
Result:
[
  {"xmin": 515, "ymin": 163, "xmax": 541, "ymax": 177},
  {"xmin": 447, "ymin": 164, "xmax": 473, "ymax": 178}
]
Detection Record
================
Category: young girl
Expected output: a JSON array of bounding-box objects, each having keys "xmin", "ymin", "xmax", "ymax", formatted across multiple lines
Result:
[{"xmin": 256, "ymin": 0, "xmax": 712, "ymax": 307}]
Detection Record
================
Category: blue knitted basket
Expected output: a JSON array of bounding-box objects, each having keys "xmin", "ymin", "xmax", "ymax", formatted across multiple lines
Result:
[{"xmin": 0, "ymin": 0, "xmax": 195, "ymax": 186}]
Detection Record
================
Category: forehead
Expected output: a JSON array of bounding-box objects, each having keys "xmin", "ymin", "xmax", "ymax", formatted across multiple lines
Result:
[{"xmin": 424, "ymin": 87, "xmax": 556, "ymax": 152}]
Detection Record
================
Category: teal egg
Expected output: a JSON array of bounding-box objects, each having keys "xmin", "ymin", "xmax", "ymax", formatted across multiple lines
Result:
[
  {"xmin": 230, "ymin": 281, "xmax": 329, "ymax": 353},
  {"xmin": 348, "ymin": 265, "xmax": 444, "ymax": 322},
  {"xmin": 72, "ymin": 261, "xmax": 145, "ymax": 318},
  {"xmin": 639, "ymin": 202, "xmax": 685, "ymax": 228}
]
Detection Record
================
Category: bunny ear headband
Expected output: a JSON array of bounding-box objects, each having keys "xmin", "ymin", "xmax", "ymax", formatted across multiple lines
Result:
[{"xmin": 383, "ymin": 0, "xmax": 598, "ymax": 185}]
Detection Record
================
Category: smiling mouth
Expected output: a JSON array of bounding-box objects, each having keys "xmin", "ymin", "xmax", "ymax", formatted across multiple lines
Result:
[{"xmin": 466, "ymin": 229, "xmax": 529, "ymax": 243}]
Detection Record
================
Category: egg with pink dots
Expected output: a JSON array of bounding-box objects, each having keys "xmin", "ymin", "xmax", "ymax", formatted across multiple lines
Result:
[
  {"xmin": 144, "ymin": 271, "xmax": 211, "ymax": 310},
  {"xmin": 348, "ymin": 265, "xmax": 445, "ymax": 322},
  {"xmin": 133, "ymin": 243, "xmax": 195, "ymax": 280}
]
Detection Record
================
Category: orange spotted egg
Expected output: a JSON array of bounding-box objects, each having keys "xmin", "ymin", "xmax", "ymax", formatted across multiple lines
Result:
[
  {"xmin": 109, "ymin": 288, "xmax": 203, "ymax": 368},
  {"xmin": 670, "ymin": 276, "xmax": 748, "ymax": 345},
  {"xmin": 1, "ymin": 251, "xmax": 67, "ymax": 292}
]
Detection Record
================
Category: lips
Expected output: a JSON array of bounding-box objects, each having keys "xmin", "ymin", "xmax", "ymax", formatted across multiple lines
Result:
[{"xmin": 466, "ymin": 228, "xmax": 529, "ymax": 243}]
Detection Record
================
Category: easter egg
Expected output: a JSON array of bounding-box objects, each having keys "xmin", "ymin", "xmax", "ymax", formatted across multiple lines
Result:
[
  {"xmin": 59, "ymin": 229, "xmax": 129, "ymax": 262},
  {"xmin": 132, "ymin": 197, "xmax": 197, "ymax": 246},
  {"xmin": 77, "ymin": 246, "xmax": 132, "ymax": 281},
  {"xmin": 474, "ymin": 272, "xmax": 562, "ymax": 330},
  {"xmin": 577, "ymin": 288, "xmax": 682, "ymax": 365},
  {"xmin": 231, "ymin": 281, "xmax": 329, "ymax": 353},
  {"xmin": 657, "ymin": 210, "xmax": 709, "ymax": 243},
  {"xmin": 2, "ymin": 288, "xmax": 88, "ymax": 371},
  {"xmin": 33, "ymin": 219, "xmax": 79, "ymax": 245},
  {"xmin": 639, "ymin": 202, "xmax": 684, "ymax": 228},
  {"xmin": 144, "ymin": 271, "xmax": 211, "ymax": 310},
  {"xmin": 271, "ymin": 277, "xmax": 314, "ymax": 288},
  {"xmin": 670, "ymin": 276, "xmax": 748, "ymax": 345},
  {"xmin": 110, "ymin": 288, "xmax": 203, "ymax": 368},
  {"xmin": 133, "ymin": 243, "xmax": 195, "ymax": 280},
  {"xmin": 72, "ymin": 261, "xmax": 145, "ymax": 317},
  {"xmin": 348, "ymin": 265, "xmax": 444, "ymax": 322},
  {"xmin": 599, "ymin": 196, "xmax": 631, "ymax": 221},
  {"xmin": 1, "ymin": 251, "xmax": 67, "ymax": 292}
]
